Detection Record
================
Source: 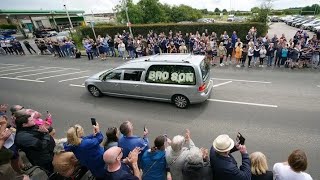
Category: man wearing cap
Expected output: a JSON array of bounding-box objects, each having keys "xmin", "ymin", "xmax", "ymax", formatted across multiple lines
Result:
[{"xmin": 210, "ymin": 134, "xmax": 251, "ymax": 180}]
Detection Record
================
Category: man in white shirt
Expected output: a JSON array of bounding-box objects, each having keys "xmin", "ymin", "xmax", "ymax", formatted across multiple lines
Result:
[{"xmin": 273, "ymin": 149, "xmax": 313, "ymax": 180}]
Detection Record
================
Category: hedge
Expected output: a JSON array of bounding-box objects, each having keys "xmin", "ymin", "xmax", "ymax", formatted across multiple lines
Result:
[
  {"xmin": 79, "ymin": 22, "xmax": 268, "ymax": 41},
  {"xmin": 0, "ymin": 24, "xmax": 17, "ymax": 29}
]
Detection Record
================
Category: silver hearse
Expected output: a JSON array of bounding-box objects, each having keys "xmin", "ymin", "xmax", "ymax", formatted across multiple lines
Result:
[{"xmin": 84, "ymin": 54, "xmax": 213, "ymax": 108}]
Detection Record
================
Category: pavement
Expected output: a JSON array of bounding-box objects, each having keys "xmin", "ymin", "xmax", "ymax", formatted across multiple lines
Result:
[{"xmin": 0, "ymin": 23, "xmax": 319, "ymax": 179}]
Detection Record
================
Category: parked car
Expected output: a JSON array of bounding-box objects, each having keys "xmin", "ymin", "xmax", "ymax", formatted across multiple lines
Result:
[
  {"xmin": 291, "ymin": 19, "xmax": 305, "ymax": 27},
  {"xmin": 287, "ymin": 17, "xmax": 303, "ymax": 25},
  {"xmin": 227, "ymin": 15, "xmax": 235, "ymax": 22},
  {"xmin": 306, "ymin": 22, "xmax": 320, "ymax": 31},
  {"xmin": 301, "ymin": 20, "xmax": 320, "ymax": 30},
  {"xmin": 312, "ymin": 25, "xmax": 320, "ymax": 32},
  {"xmin": 0, "ymin": 35, "xmax": 16, "ymax": 41},
  {"xmin": 270, "ymin": 16, "xmax": 280, "ymax": 22},
  {"xmin": 197, "ymin": 18, "xmax": 214, "ymax": 23},
  {"xmin": 295, "ymin": 19, "xmax": 313, "ymax": 28},
  {"xmin": 85, "ymin": 54, "xmax": 213, "ymax": 109},
  {"xmin": 50, "ymin": 31, "xmax": 70, "ymax": 41}
]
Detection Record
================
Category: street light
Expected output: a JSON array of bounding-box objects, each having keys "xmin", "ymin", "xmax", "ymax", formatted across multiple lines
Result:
[
  {"xmin": 63, "ymin": 4, "xmax": 74, "ymax": 29},
  {"xmin": 123, "ymin": 0, "xmax": 133, "ymax": 37}
]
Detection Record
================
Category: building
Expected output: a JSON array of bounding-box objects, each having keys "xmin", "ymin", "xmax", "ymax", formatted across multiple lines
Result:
[
  {"xmin": 0, "ymin": 9, "xmax": 85, "ymax": 32},
  {"xmin": 83, "ymin": 12, "xmax": 116, "ymax": 25}
]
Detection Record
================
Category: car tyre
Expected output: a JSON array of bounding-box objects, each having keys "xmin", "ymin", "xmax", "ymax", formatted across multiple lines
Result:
[
  {"xmin": 172, "ymin": 95, "xmax": 189, "ymax": 109},
  {"xmin": 88, "ymin": 85, "xmax": 102, "ymax": 97}
]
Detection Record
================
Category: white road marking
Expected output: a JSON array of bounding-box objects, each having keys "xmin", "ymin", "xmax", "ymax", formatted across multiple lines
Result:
[
  {"xmin": 16, "ymin": 69, "xmax": 68, "ymax": 78},
  {"xmin": 207, "ymin": 99, "xmax": 278, "ymax": 108},
  {"xmin": 0, "ymin": 67, "xmax": 33, "ymax": 73},
  {"xmin": 211, "ymin": 78, "xmax": 271, "ymax": 84},
  {"xmin": 0, "ymin": 64, "xmax": 24, "ymax": 69},
  {"xmin": 70, "ymin": 84, "xmax": 85, "ymax": 88},
  {"xmin": 0, "ymin": 67, "xmax": 54, "ymax": 76},
  {"xmin": 0, "ymin": 63, "xmax": 24, "ymax": 66},
  {"xmin": 36, "ymin": 71, "xmax": 88, "ymax": 80},
  {"xmin": 212, "ymin": 81, "xmax": 233, "ymax": 88},
  {"xmin": 38, "ymin": 66, "xmax": 80, "ymax": 70},
  {"xmin": 59, "ymin": 76, "xmax": 89, "ymax": 82},
  {"xmin": 0, "ymin": 77, "xmax": 45, "ymax": 83}
]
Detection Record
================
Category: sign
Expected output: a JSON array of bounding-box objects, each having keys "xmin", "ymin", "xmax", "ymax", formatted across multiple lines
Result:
[{"xmin": 148, "ymin": 71, "xmax": 194, "ymax": 84}]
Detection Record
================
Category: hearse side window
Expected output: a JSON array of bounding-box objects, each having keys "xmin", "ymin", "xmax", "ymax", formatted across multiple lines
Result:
[
  {"xmin": 104, "ymin": 70, "xmax": 122, "ymax": 80},
  {"xmin": 123, "ymin": 70, "xmax": 143, "ymax": 81},
  {"xmin": 145, "ymin": 65, "xmax": 196, "ymax": 85}
]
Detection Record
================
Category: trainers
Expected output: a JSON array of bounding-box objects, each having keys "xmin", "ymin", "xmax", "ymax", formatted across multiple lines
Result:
[
  {"xmin": 236, "ymin": 64, "xmax": 240, "ymax": 68},
  {"xmin": 261, "ymin": 65, "xmax": 264, "ymax": 67},
  {"xmin": 220, "ymin": 63, "xmax": 224, "ymax": 66},
  {"xmin": 248, "ymin": 65, "xmax": 252, "ymax": 68}
]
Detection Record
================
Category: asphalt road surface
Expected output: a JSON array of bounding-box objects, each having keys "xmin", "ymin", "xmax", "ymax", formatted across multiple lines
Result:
[{"xmin": 0, "ymin": 23, "xmax": 319, "ymax": 179}]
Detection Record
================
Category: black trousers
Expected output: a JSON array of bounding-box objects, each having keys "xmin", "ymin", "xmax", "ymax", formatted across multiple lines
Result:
[
  {"xmin": 248, "ymin": 56, "xmax": 252, "ymax": 66},
  {"xmin": 87, "ymin": 51, "xmax": 93, "ymax": 60},
  {"xmin": 26, "ymin": 45, "xmax": 37, "ymax": 54}
]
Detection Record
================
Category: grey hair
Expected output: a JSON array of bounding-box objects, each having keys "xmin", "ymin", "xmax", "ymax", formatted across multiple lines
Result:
[
  {"xmin": 186, "ymin": 147, "xmax": 203, "ymax": 164},
  {"xmin": 54, "ymin": 138, "xmax": 68, "ymax": 154},
  {"xmin": 171, "ymin": 135, "xmax": 185, "ymax": 152}
]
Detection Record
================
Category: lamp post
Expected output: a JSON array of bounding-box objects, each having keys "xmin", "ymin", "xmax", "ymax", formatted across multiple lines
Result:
[
  {"xmin": 123, "ymin": 0, "xmax": 133, "ymax": 37},
  {"xmin": 63, "ymin": 4, "xmax": 74, "ymax": 29},
  {"xmin": 91, "ymin": 10, "xmax": 97, "ymax": 40}
]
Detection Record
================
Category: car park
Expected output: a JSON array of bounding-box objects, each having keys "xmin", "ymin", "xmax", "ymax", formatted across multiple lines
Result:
[
  {"xmin": 85, "ymin": 54, "xmax": 213, "ymax": 109},
  {"xmin": 312, "ymin": 25, "xmax": 320, "ymax": 32}
]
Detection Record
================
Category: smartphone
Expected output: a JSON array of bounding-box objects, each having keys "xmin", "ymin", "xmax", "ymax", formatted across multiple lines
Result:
[
  {"xmin": 90, "ymin": 118, "xmax": 97, "ymax": 126},
  {"xmin": 236, "ymin": 132, "xmax": 245, "ymax": 145}
]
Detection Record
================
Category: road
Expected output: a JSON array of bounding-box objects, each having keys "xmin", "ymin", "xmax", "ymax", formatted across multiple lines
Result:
[{"xmin": 0, "ymin": 23, "xmax": 319, "ymax": 179}]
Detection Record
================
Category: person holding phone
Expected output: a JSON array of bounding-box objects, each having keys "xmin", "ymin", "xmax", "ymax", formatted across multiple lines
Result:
[
  {"xmin": 64, "ymin": 119, "xmax": 105, "ymax": 180},
  {"xmin": 210, "ymin": 134, "xmax": 251, "ymax": 180}
]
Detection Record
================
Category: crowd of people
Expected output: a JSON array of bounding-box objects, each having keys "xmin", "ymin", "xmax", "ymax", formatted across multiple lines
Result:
[
  {"xmin": 0, "ymin": 104, "xmax": 314, "ymax": 180},
  {"xmin": 1, "ymin": 27, "xmax": 319, "ymax": 69},
  {"xmin": 80, "ymin": 27, "xmax": 320, "ymax": 69}
]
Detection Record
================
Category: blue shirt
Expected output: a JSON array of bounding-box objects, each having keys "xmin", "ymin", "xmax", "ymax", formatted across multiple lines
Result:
[
  {"xmin": 282, "ymin": 48, "xmax": 288, "ymax": 58},
  {"xmin": 141, "ymin": 150, "xmax": 166, "ymax": 180},
  {"xmin": 64, "ymin": 132, "xmax": 105, "ymax": 178},
  {"xmin": 118, "ymin": 135, "xmax": 149, "ymax": 159}
]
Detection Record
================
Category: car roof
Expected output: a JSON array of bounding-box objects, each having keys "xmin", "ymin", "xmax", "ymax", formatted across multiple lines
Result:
[{"xmin": 119, "ymin": 54, "xmax": 205, "ymax": 69}]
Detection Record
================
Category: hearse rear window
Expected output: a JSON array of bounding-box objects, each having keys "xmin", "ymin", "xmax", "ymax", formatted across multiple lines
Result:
[{"xmin": 145, "ymin": 65, "xmax": 196, "ymax": 85}]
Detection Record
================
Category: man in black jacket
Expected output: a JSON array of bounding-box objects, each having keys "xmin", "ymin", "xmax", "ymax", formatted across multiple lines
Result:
[{"xmin": 14, "ymin": 110, "xmax": 55, "ymax": 175}]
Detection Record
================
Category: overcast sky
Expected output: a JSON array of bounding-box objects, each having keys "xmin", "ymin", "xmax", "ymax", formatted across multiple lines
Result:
[{"xmin": 1, "ymin": 0, "xmax": 319, "ymax": 13}]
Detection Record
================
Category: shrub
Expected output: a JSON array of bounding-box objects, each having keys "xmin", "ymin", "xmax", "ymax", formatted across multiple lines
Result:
[
  {"xmin": 0, "ymin": 24, "xmax": 17, "ymax": 29},
  {"xmin": 80, "ymin": 22, "xmax": 268, "ymax": 41}
]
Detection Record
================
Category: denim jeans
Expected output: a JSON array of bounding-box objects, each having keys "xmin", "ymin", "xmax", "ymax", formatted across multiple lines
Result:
[
  {"xmin": 119, "ymin": 50, "xmax": 124, "ymax": 58},
  {"xmin": 312, "ymin": 54, "xmax": 319, "ymax": 67},
  {"xmin": 253, "ymin": 56, "xmax": 259, "ymax": 65},
  {"xmin": 129, "ymin": 50, "xmax": 135, "ymax": 59},
  {"xmin": 267, "ymin": 56, "xmax": 274, "ymax": 66},
  {"xmin": 109, "ymin": 47, "xmax": 115, "ymax": 56}
]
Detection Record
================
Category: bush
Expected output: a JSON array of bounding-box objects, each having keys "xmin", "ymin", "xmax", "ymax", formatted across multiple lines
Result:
[
  {"xmin": 0, "ymin": 24, "xmax": 17, "ymax": 29},
  {"xmin": 80, "ymin": 22, "xmax": 268, "ymax": 41}
]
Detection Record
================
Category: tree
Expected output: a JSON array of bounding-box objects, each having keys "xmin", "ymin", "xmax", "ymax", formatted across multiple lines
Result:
[
  {"xmin": 138, "ymin": 0, "xmax": 166, "ymax": 23},
  {"xmin": 251, "ymin": 7, "xmax": 260, "ymax": 13},
  {"xmin": 214, "ymin": 8, "xmax": 221, "ymax": 13},
  {"xmin": 222, "ymin": 9, "xmax": 228, "ymax": 13},
  {"xmin": 114, "ymin": 0, "xmax": 143, "ymax": 24}
]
